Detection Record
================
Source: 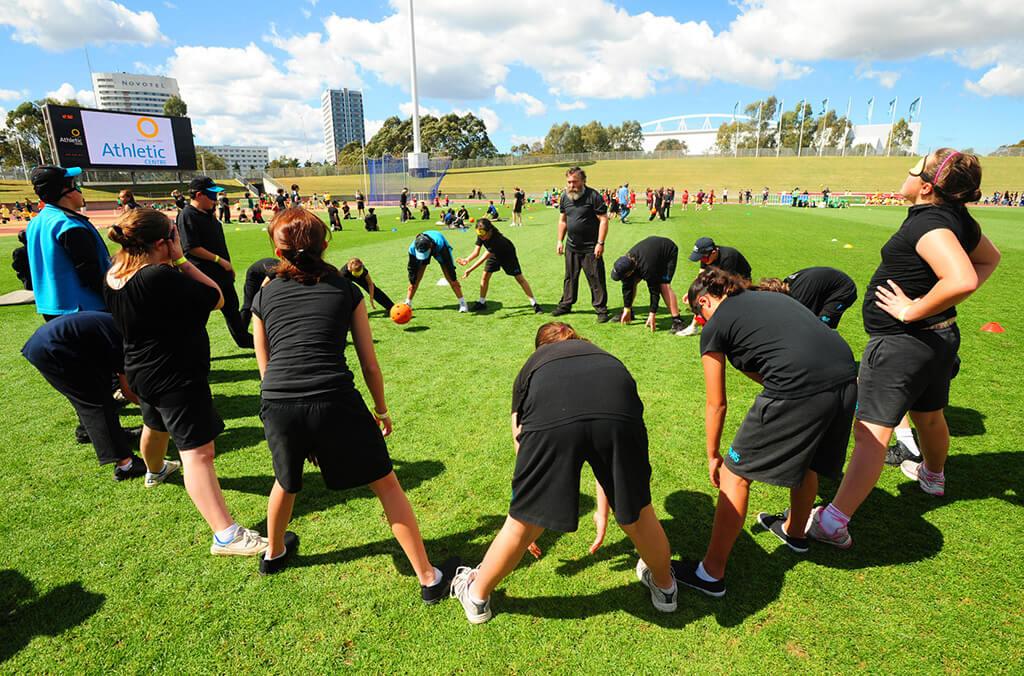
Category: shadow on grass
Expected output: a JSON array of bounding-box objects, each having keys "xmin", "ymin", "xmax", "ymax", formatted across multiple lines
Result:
[
  {"xmin": 215, "ymin": 425, "xmax": 266, "ymax": 454},
  {"xmin": 0, "ymin": 570, "xmax": 105, "ymax": 664},
  {"xmin": 945, "ymin": 406, "xmax": 986, "ymax": 437},
  {"xmin": 219, "ymin": 458, "xmax": 446, "ymax": 533},
  {"xmin": 210, "ymin": 353, "xmax": 253, "ymax": 362},
  {"xmin": 208, "ymin": 368, "xmax": 260, "ymax": 385},
  {"xmin": 403, "ymin": 325, "xmax": 430, "ymax": 333},
  {"xmin": 212, "ymin": 393, "xmax": 260, "ymax": 420}
]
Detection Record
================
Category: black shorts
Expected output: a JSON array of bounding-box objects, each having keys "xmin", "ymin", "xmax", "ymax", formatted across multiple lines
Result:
[
  {"xmin": 856, "ymin": 325, "xmax": 961, "ymax": 427},
  {"xmin": 260, "ymin": 391, "xmax": 392, "ymax": 493},
  {"xmin": 140, "ymin": 384, "xmax": 225, "ymax": 451},
  {"xmin": 407, "ymin": 249, "xmax": 457, "ymax": 284},
  {"xmin": 727, "ymin": 381, "xmax": 857, "ymax": 487},
  {"xmin": 817, "ymin": 291, "xmax": 858, "ymax": 329},
  {"xmin": 484, "ymin": 254, "xmax": 522, "ymax": 276},
  {"xmin": 510, "ymin": 419, "xmax": 652, "ymax": 532}
]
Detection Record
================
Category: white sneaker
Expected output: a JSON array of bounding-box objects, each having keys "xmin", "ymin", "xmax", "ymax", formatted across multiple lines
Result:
[
  {"xmin": 144, "ymin": 459, "xmax": 181, "ymax": 488},
  {"xmin": 210, "ymin": 526, "xmax": 269, "ymax": 556},
  {"xmin": 458, "ymin": 305, "xmax": 468, "ymax": 313},
  {"xmin": 674, "ymin": 323, "xmax": 700, "ymax": 337},
  {"xmin": 635, "ymin": 559, "xmax": 677, "ymax": 612},
  {"xmin": 901, "ymin": 460, "xmax": 945, "ymax": 496},
  {"xmin": 450, "ymin": 566, "xmax": 492, "ymax": 624}
]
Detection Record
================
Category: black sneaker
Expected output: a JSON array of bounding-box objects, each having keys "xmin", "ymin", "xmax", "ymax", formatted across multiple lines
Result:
[
  {"xmin": 259, "ymin": 531, "xmax": 299, "ymax": 575},
  {"xmin": 671, "ymin": 319, "xmax": 685, "ymax": 334},
  {"xmin": 596, "ymin": 313, "xmax": 610, "ymax": 324},
  {"xmin": 551, "ymin": 306, "xmax": 571, "ymax": 317},
  {"xmin": 421, "ymin": 555, "xmax": 462, "ymax": 605},
  {"xmin": 470, "ymin": 301, "xmax": 487, "ymax": 312},
  {"xmin": 113, "ymin": 456, "xmax": 147, "ymax": 481},
  {"xmin": 532, "ymin": 303, "xmax": 544, "ymax": 314},
  {"xmin": 75, "ymin": 425, "xmax": 91, "ymax": 444},
  {"xmin": 756, "ymin": 511, "xmax": 809, "ymax": 553},
  {"xmin": 672, "ymin": 559, "xmax": 726, "ymax": 598},
  {"xmin": 885, "ymin": 440, "xmax": 916, "ymax": 466}
]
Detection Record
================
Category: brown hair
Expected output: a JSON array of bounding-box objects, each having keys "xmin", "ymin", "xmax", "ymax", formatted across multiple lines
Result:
[
  {"xmin": 566, "ymin": 166, "xmax": 586, "ymax": 181},
  {"xmin": 475, "ymin": 217, "xmax": 494, "ymax": 233},
  {"xmin": 687, "ymin": 268, "xmax": 750, "ymax": 315},
  {"xmin": 107, "ymin": 208, "xmax": 172, "ymax": 279},
  {"xmin": 535, "ymin": 321, "xmax": 588, "ymax": 348},
  {"xmin": 756, "ymin": 277, "xmax": 789, "ymax": 294},
  {"xmin": 926, "ymin": 147, "xmax": 983, "ymax": 240},
  {"xmin": 267, "ymin": 207, "xmax": 337, "ymax": 284}
]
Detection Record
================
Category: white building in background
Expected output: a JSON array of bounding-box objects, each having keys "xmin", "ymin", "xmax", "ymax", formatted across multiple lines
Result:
[
  {"xmin": 197, "ymin": 146, "xmax": 270, "ymax": 174},
  {"xmin": 322, "ymin": 88, "xmax": 365, "ymax": 164},
  {"xmin": 91, "ymin": 72, "xmax": 180, "ymax": 116},
  {"xmin": 849, "ymin": 122, "xmax": 922, "ymax": 154}
]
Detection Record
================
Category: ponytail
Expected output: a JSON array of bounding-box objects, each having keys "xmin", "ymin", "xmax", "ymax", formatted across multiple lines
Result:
[
  {"xmin": 929, "ymin": 147, "xmax": 983, "ymax": 243},
  {"xmin": 687, "ymin": 268, "xmax": 749, "ymax": 315},
  {"xmin": 267, "ymin": 207, "xmax": 337, "ymax": 284},
  {"xmin": 108, "ymin": 208, "xmax": 172, "ymax": 279}
]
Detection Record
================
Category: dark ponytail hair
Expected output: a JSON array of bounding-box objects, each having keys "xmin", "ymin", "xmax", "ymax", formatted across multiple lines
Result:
[
  {"xmin": 687, "ymin": 268, "xmax": 750, "ymax": 315},
  {"xmin": 267, "ymin": 207, "xmax": 337, "ymax": 284},
  {"xmin": 756, "ymin": 277, "xmax": 789, "ymax": 294},
  {"xmin": 928, "ymin": 147, "xmax": 983, "ymax": 242}
]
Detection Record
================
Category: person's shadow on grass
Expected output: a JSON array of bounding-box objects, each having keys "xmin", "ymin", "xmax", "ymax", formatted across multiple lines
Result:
[{"xmin": 0, "ymin": 570, "xmax": 105, "ymax": 664}]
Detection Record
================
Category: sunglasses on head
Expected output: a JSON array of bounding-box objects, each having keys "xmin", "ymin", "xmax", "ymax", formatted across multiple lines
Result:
[{"xmin": 908, "ymin": 157, "xmax": 933, "ymax": 182}]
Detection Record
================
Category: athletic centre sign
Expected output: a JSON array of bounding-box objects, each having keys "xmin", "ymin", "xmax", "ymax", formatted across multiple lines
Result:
[{"xmin": 44, "ymin": 104, "xmax": 197, "ymax": 171}]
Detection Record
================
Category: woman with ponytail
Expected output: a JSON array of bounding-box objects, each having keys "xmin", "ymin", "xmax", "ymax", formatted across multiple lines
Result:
[
  {"xmin": 251, "ymin": 208, "xmax": 460, "ymax": 590},
  {"xmin": 808, "ymin": 149, "xmax": 1001, "ymax": 548},
  {"xmin": 104, "ymin": 208, "xmax": 269, "ymax": 556},
  {"xmin": 676, "ymin": 268, "xmax": 857, "ymax": 597}
]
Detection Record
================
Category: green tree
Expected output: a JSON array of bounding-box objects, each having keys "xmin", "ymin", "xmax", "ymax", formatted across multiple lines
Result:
[
  {"xmin": 267, "ymin": 156, "xmax": 300, "ymax": 169},
  {"xmin": 5, "ymin": 102, "xmax": 50, "ymax": 165},
  {"xmin": 335, "ymin": 141, "xmax": 364, "ymax": 167},
  {"xmin": 196, "ymin": 149, "xmax": 227, "ymax": 170},
  {"xmin": 654, "ymin": 138, "xmax": 687, "ymax": 153},
  {"xmin": 580, "ymin": 121, "xmax": 610, "ymax": 152},
  {"xmin": 365, "ymin": 113, "xmax": 497, "ymax": 160},
  {"xmin": 609, "ymin": 120, "xmax": 643, "ymax": 151},
  {"xmin": 888, "ymin": 118, "xmax": 913, "ymax": 153},
  {"xmin": 163, "ymin": 95, "xmax": 188, "ymax": 118}
]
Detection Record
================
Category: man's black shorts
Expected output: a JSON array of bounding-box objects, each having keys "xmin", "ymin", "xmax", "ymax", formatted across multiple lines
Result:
[
  {"xmin": 726, "ymin": 380, "xmax": 857, "ymax": 488},
  {"xmin": 484, "ymin": 254, "xmax": 522, "ymax": 276},
  {"xmin": 856, "ymin": 325, "xmax": 960, "ymax": 427},
  {"xmin": 407, "ymin": 249, "xmax": 457, "ymax": 284},
  {"xmin": 260, "ymin": 390, "xmax": 392, "ymax": 493},
  {"xmin": 510, "ymin": 418, "xmax": 652, "ymax": 532},
  {"xmin": 140, "ymin": 384, "xmax": 225, "ymax": 451}
]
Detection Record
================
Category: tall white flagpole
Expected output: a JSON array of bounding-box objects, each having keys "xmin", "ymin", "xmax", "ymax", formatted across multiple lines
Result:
[
  {"xmin": 842, "ymin": 96, "xmax": 852, "ymax": 157},
  {"xmin": 406, "ymin": 0, "xmax": 426, "ymax": 171},
  {"xmin": 776, "ymin": 98, "xmax": 784, "ymax": 158},
  {"xmin": 797, "ymin": 99, "xmax": 806, "ymax": 157},
  {"xmin": 754, "ymin": 102, "xmax": 763, "ymax": 158},
  {"xmin": 818, "ymin": 97, "xmax": 829, "ymax": 157},
  {"xmin": 886, "ymin": 96, "xmax": 898, "ymax": 157}
]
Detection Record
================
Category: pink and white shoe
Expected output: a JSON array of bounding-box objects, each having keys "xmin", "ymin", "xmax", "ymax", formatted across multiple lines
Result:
[
  {"xmin": 805, "ymin": 506, "xmax": 853, "ymax": 549},
  {"xmin": 901, "ymin": 460, "xmax": 945, "ymax": 496}
]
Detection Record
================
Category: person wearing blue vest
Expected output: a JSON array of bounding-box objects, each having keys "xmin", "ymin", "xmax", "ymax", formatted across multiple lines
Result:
[
  {"xmin": 405, "ymin": 230, "xmax": 468, "ymax": 312},
  {"xmin": 26, "ymin": 166, "xmax": 110, "ymax": 319}
]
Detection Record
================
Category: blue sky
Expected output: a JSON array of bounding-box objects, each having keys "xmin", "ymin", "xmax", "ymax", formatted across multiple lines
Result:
[{"xmin": 1, "ymin": 0, "xmax": 1021, "ymax": 159}]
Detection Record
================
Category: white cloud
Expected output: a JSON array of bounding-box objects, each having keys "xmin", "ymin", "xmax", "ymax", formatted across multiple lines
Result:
[
  {"xmin": 966, "ymin": 63, "xmax": 1024, "ymax": 97},
  {"xmin": 398, "ymin": 101, "xmax": 501, "ymax": 132},
  {"xmin": 494, "ymin": 86, "xmax": 546, "ymax": 116},
  {"xmin": 556, "ymin": 100, "xmax": 587, "ymax": 111},
  {"xmin": 45, "ymin": 82, "xmax": 96, "ymax": 106},
  {"xmin": 0, "ymin": 88, "xmax": 27, "ymax": 101},
  {"xmin": 509, "ymin": 134, "xmax": 542, "ymax": 146},
  {"xmin": 364, "ymin": 118, "xmax": 385, "ymax": 142},
  {"xmin": 0, "ymin": 0, "xmax": 166, "ymax": 51},
  {"xmin": 301, "ymin": 8, "xmax": 311, "ymax": 19},
  {"xmin": 856, "ymin": 65, "xmax": 900, "ymax": 89}
]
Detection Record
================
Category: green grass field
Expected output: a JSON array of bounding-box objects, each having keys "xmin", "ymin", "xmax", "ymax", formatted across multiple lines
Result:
[{"xmin": 1, "ymin": 201, "xmax": 1022, "ymax": 672}]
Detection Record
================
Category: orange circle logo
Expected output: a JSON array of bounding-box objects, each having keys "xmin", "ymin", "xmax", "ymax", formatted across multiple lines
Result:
[
  {"xmin": 136, "ymin": 117, "xmax": 159, "ymax": 138},
  {"xmin": 71, "ymin": 128, "xmax": 80, "ymax": 137}
]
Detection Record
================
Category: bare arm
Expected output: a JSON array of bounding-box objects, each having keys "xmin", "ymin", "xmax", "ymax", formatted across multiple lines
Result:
[
  {"xmin": 463, "ymin": 252, "xmax": 491, "ymax": 277},
  {"xmin": 594, "ymin": 213, "xmax": 609, "ymax": 258},
  {"xmin": 253, "ymin": 315, "xmax": 269, "ymax": 378},
  {"xmin": 703, "ymin": 352, "xmax": 728, "ymax": 488},
  {"xmin": 116, "ymin": 373, "xmax": 140, "ymax": 405},
  {"xmin": 511, "ymin": 412, "xmax": 521, "ymax": 455},
  {"xmin": 350, "ymin": 300, "xmax": 392, "ymax": 436},
  {"xmin": 968, "ymin": 234, "xmax": 1001, "ymax": 288},
  {"xmin": 457, "ymin": 245, "xmax": 483, "ymax": 266},
  {"xmin": 556, "ymin": 213, "xmax": 567, "ymax": 254}
]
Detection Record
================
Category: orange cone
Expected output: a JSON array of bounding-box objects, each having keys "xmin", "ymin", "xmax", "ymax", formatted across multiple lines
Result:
[{"xmin": 980, "ymin": 322, "xmax": 1005, "ymax": 333}]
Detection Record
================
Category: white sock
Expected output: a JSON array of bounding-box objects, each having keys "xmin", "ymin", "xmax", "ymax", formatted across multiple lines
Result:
[
  {"xmin": 478, "ymin": 297, "xmax": 486, "ymax": 304},
  {"xmin": 426, "ymin": 566, "xmax": 444, "ymax": 587},
  {"xmin": 657, "ymin": 579, "xmax": 678, "ymax": 594},
  {"xmin": 696, "ymin": 561, "xmax": 720, "ymax": 582},
  {"xmin": 147, "ymin": 460, "xmax": 167, "ymax": 475},
  {"xmin": 118, "ymin": 458, "xmax": 133, "ymax": 470},
  {"xmin": 458, "ymin": 297, "xmax": 467, "ymax": 307},
  {"xmin": 469, "ymin": 582, "xmax": 487, "ymax": 606},
  {"xmin": 404, "ymin": 298, "xmax": 412, "ymax": 306},
  {"xmin": 895, "ymin": 427, "xmax": 921, "ymax": 456},
  {"xmin": 529, "ymin": 297, "xmax": 537, "ymax": 306},
  {"xmin": 264, "ymin": 546, "xmax": 287, "ymax": 561},
  {"xmin": 214, "ymin": 523, "xmax": 239, "ymax": 545}
]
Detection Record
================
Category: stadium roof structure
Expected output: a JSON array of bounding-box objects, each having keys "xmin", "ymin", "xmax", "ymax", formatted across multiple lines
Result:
[{"xmin": 641, "ymin": 114, "xmax": 755, "ymax": 154}]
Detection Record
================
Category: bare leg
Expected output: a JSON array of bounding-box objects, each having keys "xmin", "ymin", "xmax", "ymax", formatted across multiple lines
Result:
[
  {"xmin": 702, "ymin": 465, "xmax": 750, "ymax": 580},
  {"xmin": 406, "ymin": 265, "xmax": 425, "ymax": 304},
  {"xmin": 471, "ymin": 515, "xmax": 545, "ymax": 600},
  {"xmin": 660, "ymin": 283, "xmax": 680, "ymax": 316},
  {"xmin": 831, "ymin": 420, "xmax": 892, "ymax": 518},
  {"xmin": 619, "ymin": 504, "xmax": 673, "ymax": 589},
  {"xmin": 784, "ymin": 471, "xmax": 818, "ymax": 537},
  {"xmin": 479, "ymin": 271, "xmax": 492, "ymax": 298},
  {"xmin": 266, "ymin": 480, "xmax": 297, "ymax": 557},
  {"xmin": 909, "ymin": 409, "xmax": 949, "ymax": 474},
  {"xmin": 179, "ymin": 442, "xmax": 233, "ymax": 533},
  {"xmin": 514, "ymin": 274, "xmax": 535, "ymax": 300},
  {"xmin": 140, "ymin": 426, "xmax": 169, "ymax": 472},
  {"xmin": 446, "ymin": 273, "xmax": 464, "ymax": 300},
  {"xmin": 369, "ymin": 471, "xmax": 435, "ymax": 585}
]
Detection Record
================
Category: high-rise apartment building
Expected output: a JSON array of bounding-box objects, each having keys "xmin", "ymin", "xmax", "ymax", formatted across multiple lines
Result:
[
  {"xmin": 322, "ymin": 89, "xmax": 365, "ymax": 164},
  {"xmin": 91, "ymin": 72, "xmax": 181, "ymax": 116}
]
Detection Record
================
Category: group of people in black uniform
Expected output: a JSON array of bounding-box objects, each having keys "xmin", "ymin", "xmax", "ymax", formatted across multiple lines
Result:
[{"xmin": 18, "ymin": 149, "xmax": 1001, "ymax": 624}]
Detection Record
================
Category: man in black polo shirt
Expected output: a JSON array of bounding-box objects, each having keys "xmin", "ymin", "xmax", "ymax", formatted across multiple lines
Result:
[
  {"xmin": 177, "ymin": 176, "xmax": 253, "ymax": 349},
  {"xmin": 678, "ymin": 236, "xmax": 752, "ymax": 336},
  {"xmin": 553, "ymin": 167, "xmax": 610, "ymax": 322}
]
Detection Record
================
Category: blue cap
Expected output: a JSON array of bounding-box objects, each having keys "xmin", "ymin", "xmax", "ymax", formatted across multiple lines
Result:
[{"xmin": 64, "ymin": 167, "xmax": 82, "ymax": 178}]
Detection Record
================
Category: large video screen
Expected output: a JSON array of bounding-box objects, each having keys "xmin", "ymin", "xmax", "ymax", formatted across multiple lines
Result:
[{"xmin": 45, "ymin": 104, "xmax": 197, "ymax": 171}]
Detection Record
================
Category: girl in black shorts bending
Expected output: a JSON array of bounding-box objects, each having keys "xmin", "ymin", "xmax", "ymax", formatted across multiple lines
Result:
[
  {"xmin": 450, "ymin": 322, "xmax": 678, "ymax": 624},
  {"xmin": 456, "ymin": 218, "xmax": 542, "ymax": 313},
  {"xmin": 678, "ymin": 268, "xmax": 857, "ymax": 597},
  {"xmin": 104, "ymin": 208, "xmax": 268, "ymax": 556},
  {"xmin": 808, "ymin": 149, "xmax": 1001, "ymax": 549},
  {"xmin": 251, "ymin": 208, "xmax": 459, "ymax": 595}
]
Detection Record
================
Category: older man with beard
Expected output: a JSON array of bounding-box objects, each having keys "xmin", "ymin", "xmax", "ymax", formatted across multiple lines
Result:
[{"xmin": 552, "ymin": 167, "xmax": 610, "ymax": 322}]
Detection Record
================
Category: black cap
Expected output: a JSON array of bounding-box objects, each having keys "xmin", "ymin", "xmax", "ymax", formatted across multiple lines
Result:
[
  {"xmin": 689, "ymin": 237, "xmax": 717, "ymax": 261},
  {"xmin": 610, "ymin": 255, "xmax": 635, "ymax": 281},
  {"xmin": 188, "ymin": 176, "xmax": 225, "ymax": 195},
  {"xmin": 31, "ymin": 165, "xmax": 82, "ymax": 202}
]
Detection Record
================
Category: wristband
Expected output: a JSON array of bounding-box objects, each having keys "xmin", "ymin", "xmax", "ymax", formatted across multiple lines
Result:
[
  {"xmin": 374, "ymin": 408, "xmax": 390, "ymax": 420},
  {"xmin": 898, "ymin": 305, "xmax": 912, "ymax": 323},
  {"xmin": 214, "ymin": 255, "xmax": 220, "ymax": 264},
  {"xmin": 597, "ymin": 241, "xmax": 605, "ymax": 245},
  {"xmin": 172, "ymin": 256, "xmax": 187, "ymax": 267}
]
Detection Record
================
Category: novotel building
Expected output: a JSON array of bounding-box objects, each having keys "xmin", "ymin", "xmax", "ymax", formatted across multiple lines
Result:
[{"xmin": 91, "ymin": 72, "xmax": 181, "ymax": 117}]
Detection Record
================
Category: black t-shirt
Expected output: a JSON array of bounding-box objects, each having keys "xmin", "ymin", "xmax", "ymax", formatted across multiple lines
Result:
[
  {"xmin": 275, "ymin": 194, "xmax": 287, "ymax": 208},
  {"xmin": 700, "ymin": 291, "xmax": 856, "ymax": 399},
  {"xmin": 784, "ymin": 267, "xmax": 857, "ymax": 315},
  {"xmin": 22, "ymin": 310, "xmax": 123, "ymax": 400},
  {"xmin": 559, "ymin": 187, "xmax": 607, "ymax": 252},
  {"xmin": 252, "ymin": 275, "xmax": 363, "ymax": 399},
  {"xmin": 513, "ymin": 190, "xmax": 525, "ymax": 210},
  {"xmin": 339, "ymin": 264, "xmax": 370, "ymax": 283},
  {"xmin": 174, "ymin": 194, "xmax": 187, "ymax": 209},
  {"xmin": 328, "ymin": 206, "xmax": 340, "ymax": 224},
  {"xmin": 400, "ymin": 192, "xmax": 408, "ymax": 206},
  {"xmin": 103, "ymin": 265, "xmax": 220, "ymax": 399},
  {"xmin": 476, "ymin": 229, "xmax": 517, "ymax": 263},
  {"xmin": 701, "ymin": 246, "xmax": 752, "ymax": 281},
  {"xmin": 356, "ymin": 193, "xmax": 365, "ymax": 206},
  {"xmin": 364, "ymin": 213, "xmax": 378, "ymax": 230},
  {"xmin": 512, "ymin": 340, "xmax": 643, "ymax": 432},
  {"xmin": 863, "ymin": 204, "xmax": 982, "ymax": 335},
  {"xmin": 622, "ymin": 236, "xmax": 677, "ymax": 312},
  {"xmin": 177, "ymin": 204, "xmax": 229, "ymax": 271}
]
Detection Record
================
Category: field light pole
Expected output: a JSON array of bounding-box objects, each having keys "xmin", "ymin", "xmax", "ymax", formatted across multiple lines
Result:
[
  {"xmin": 796, "ymin": 99, "xmax": 806, "ymax": 157},
  {"xmin": 406, "ymin": 0, "xmax": 428, "ymax": 173},
  {"xmin": 775, "ymin": 97, "xmax": 784, "ymax": 158}
]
